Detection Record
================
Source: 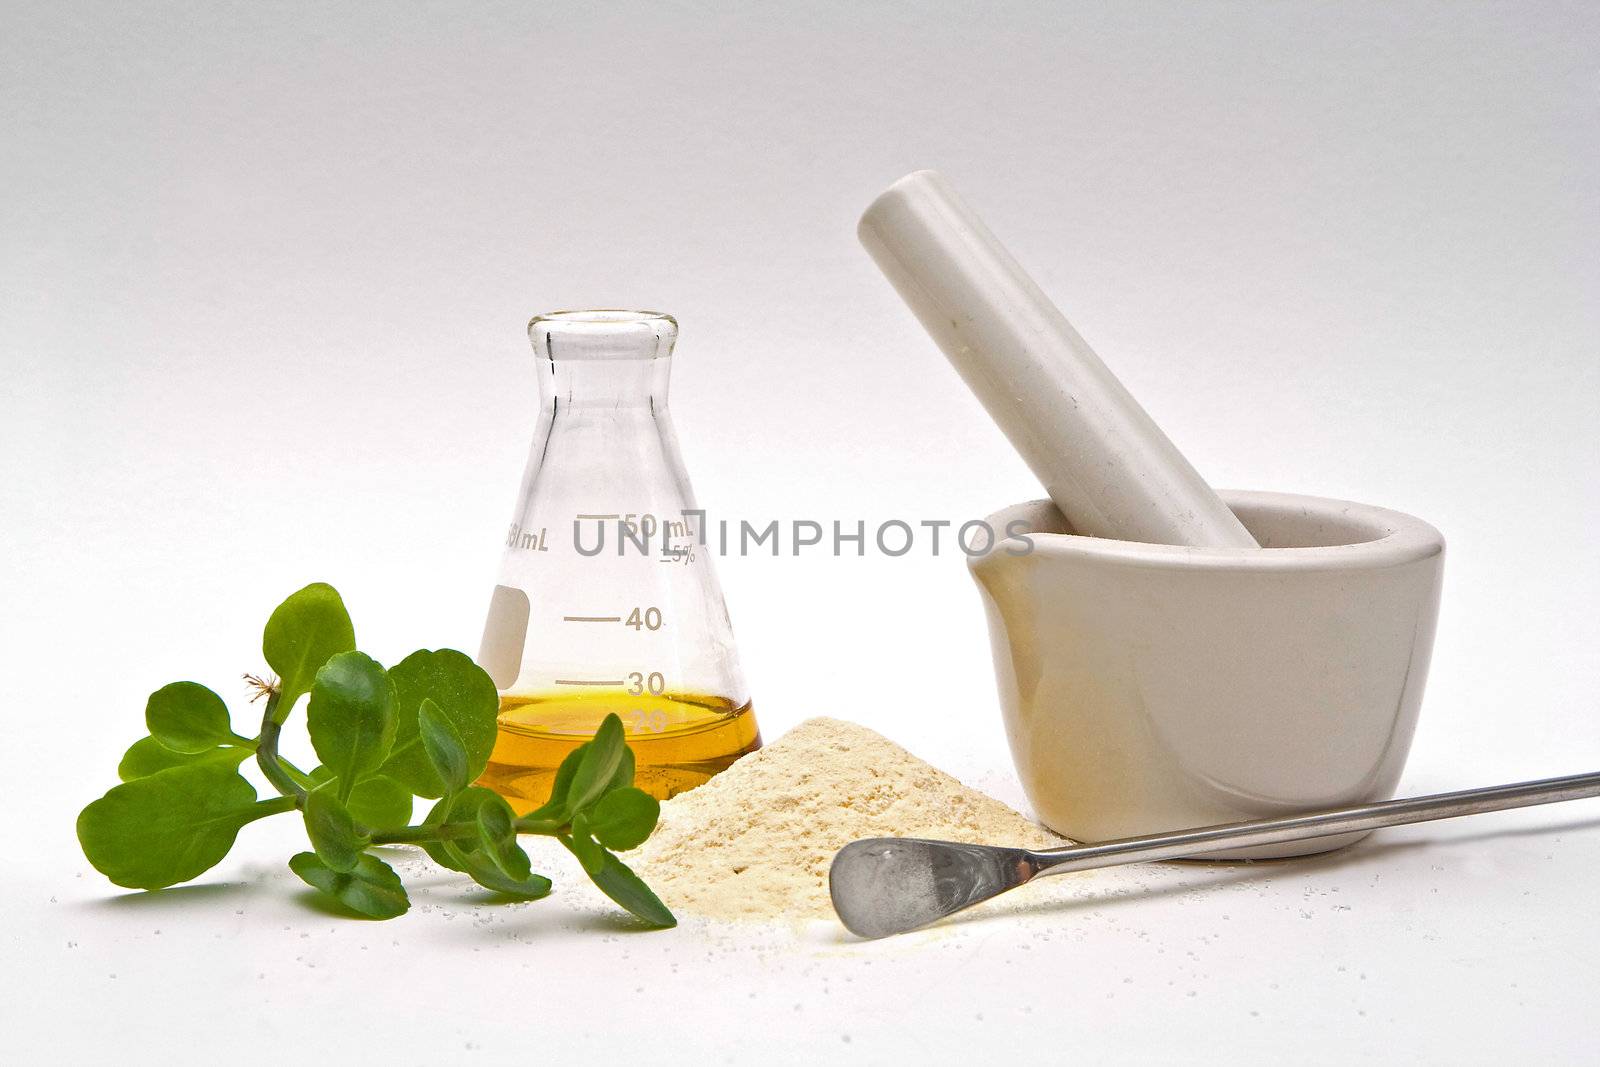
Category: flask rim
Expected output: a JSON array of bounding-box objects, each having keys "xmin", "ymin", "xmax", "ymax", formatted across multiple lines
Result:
[
  {"xmin": 527, "ymin": 309, "xmax": 678, "ymax": 361},
  {"xmin": 529, "ymin": 309, "xmax": 677, "ymax": 328}
]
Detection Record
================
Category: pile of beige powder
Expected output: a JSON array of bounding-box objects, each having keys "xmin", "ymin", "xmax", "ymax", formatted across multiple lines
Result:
[{"xmin": 629, "ymin": 717, "xmax": 1062, "ymax": 922}]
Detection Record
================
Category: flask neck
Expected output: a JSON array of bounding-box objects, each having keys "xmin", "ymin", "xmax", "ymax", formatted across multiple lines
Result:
[
  {"xmin": 528, "ymin": 310, "xmax": 678, "ymax": 410},
  {"xmin": 536, "ymin": 356, "xmax": 673, "ymax": 410}
]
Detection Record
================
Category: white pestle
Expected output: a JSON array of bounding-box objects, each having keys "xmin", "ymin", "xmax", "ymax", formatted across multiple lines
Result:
[{"xmin": 859, "ymin": 170, "xmax": 1258, "ymax": 549}]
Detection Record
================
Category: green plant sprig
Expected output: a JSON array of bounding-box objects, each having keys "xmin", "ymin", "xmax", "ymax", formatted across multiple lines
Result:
[{"xmin": 76, "ymin": 583, "xmax": 674, "ymax": 927}]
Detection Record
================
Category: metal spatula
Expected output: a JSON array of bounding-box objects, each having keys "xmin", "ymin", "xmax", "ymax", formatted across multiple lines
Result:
[{"xmin": 829, "ymin": 770, "xmax": 1600, "ymax": 938}]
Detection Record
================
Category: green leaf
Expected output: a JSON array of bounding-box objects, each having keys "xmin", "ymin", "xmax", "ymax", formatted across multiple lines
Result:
[
  {"xmin": 289, "ymin": 852, "xmax": 409, "ymax": 919},
  {"xmin": 306, "ymin": 651, "xmax": 397, "ymax": 800},
  {"xmin": 305, "ymin": 766, "xmax": 411, "ymax": 831},
  {"xmin": 524, "ymin": 731, "xmax": 634, "ymax": 824},
  {"xmin": 417, "ymin": 698, "xmax": 469, "ymax": 795},
  {"xmin": 524, "ymin": 741, "xmax": 589, "ymax": 822},
  {"xmin": 474, "ymin": 793, "xmax": 532, "ymax": 880},
  {"xmin": 77, "ymin": 763, "xmax": 259, "ymax": 890},
  {"xmin": 566, "ymin": 714, "xmax": 626, "ymax": 815},
  {"xmin": 118, "ymin": 737, "xmax": 250, "ymax": 782},
  {"xmin": 608, "ymin": 745, "xmax": 636, "ymax": 793},
  {"xmin": 303, "ymin": 785, "xmax": 367, "ymax": 873},
  {"xmin": 263, "ymin": 583, "xmax": 356, "ymax": 720},
  {"xmin": 345, "ymin": 775, "xmax": 412, "ymax": 831},
  {"xmin": 418, "ymin": 787, "xmax": 499, "ymax": 871},
  {"xmin": 145, "ymin": 682, "xmax": 236, "ymax": 753},
  {"xmin": 419, "ymin": 796, "xmax": 466, "ymax": 871},
  {"xmin": 588, "ymin": 850, "xmax": 676, "ymax": 928},
  {"xmin": 584, "ymin": 787, "xmax": 659, "ymax": 851},
  {"xmin": 380, "ymin": 649, "xmax": 499, "ymax": 799},
  {"xmin": 561, "ymin": 823, "xmax": 607, "ymax": 876},
  {"xmin": 456, "ymin": 848, "xmax": 551, "ymax": 901}
]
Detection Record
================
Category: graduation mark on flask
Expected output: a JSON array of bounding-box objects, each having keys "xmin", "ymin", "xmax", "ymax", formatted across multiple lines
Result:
[{"xmin": 559, "ymin": 607, "xmax": 664, "ymax": 630}]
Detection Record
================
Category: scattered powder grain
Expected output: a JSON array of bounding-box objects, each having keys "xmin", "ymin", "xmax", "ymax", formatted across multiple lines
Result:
[{"xmin": 630, "ymin": 717, "xmax": 1063, "ymax": 922}]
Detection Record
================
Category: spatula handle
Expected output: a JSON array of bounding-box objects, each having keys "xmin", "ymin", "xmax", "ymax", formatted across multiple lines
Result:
[{"xmin": 1033, "ymin": 770, "xmax": 1600, "ymax": 875}]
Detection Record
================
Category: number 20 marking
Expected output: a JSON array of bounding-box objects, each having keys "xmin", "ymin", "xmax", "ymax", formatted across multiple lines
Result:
[{"xmin": 628, "ymin": 709, "xmax": 668, "ymax": 733}]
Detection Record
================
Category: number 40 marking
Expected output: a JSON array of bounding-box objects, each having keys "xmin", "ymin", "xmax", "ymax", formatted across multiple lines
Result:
[{"xmin": 625, "ymin": 606, "xmax": 663, "ymax": 631}]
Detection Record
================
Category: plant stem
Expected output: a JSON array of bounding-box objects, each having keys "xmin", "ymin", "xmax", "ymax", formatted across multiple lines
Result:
[
  {"xmin": 371, "ymin": 822, "xmax": 476, "ymax": 845},
  {"xmin": 243, "ymin": 795, "xmax": 299, "ymax": 823},
  {"xmin": 370, "ymin": 817, "xmax": 569, "ymax": 846},
  {"xmin": 256, "ymin": 694, "xmax": 306, "ymax": 801},
  {"xmin": 274, "ymin": 756, "xmax": 316, "ymax": 789}
]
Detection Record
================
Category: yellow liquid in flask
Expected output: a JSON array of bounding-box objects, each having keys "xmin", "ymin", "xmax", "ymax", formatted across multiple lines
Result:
[{"xmin": 478, "ymin": 690, "xmax": 761, "ymax": 810}]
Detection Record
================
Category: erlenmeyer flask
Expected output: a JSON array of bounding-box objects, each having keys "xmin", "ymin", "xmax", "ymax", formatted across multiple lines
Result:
[{"xmin": 476, "ymin": 310, "xmax": 760, "ymax": 808}]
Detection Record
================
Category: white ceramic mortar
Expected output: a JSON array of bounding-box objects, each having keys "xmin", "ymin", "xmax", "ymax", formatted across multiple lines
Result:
[{"xmin": 970, "ymin": 490, "xmax": 1445, "ymax": 859}]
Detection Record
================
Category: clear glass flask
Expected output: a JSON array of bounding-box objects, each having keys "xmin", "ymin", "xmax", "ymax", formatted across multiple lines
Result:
[{"xmin": 476, "ymin": 310, "xmax": 759, "ymax": 808}]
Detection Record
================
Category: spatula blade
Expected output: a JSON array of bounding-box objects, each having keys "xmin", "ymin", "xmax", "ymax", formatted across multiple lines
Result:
[{"xmin": 828, "ymin": 838, "xmax": 1033, "ymax": 938}]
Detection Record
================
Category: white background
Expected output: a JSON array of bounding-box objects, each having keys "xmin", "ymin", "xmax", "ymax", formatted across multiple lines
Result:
[{"xmin": 4, "ymin": 1, "xmax": 1598, "ymax": 1062}]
